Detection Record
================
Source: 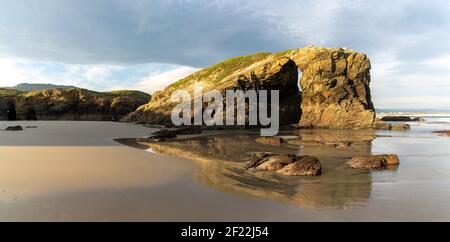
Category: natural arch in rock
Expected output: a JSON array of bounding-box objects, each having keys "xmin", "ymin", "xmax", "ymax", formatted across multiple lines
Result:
[
  {"xmin": 125, "ymin": 47, "xmax": 376, "ymax": 130},
  {"xmin": 288, "ymin": 47, "xmax": 375, "ymax": 129}
]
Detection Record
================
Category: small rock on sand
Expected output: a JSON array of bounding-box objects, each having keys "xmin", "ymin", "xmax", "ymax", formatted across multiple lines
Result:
[
  {"xmin": 347, "ymin": 154, "xmax": 400, "ymax": 169},
  {"xmin": 5, "ymin": 126, "xmax": 23, "ymax": 131},
  {"xmin": 255, "ymin": 137, "xmax": 284, "ymax": 146},
  {"xmin": 432, "ymin": 130, "xmax": 450, "ymax": 136}
]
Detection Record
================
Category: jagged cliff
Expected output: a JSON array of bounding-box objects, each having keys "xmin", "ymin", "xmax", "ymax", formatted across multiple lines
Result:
[
  {"xmin": 125, "ymin": 46, "xmax": 376, "ymax": 130},
  {"xmin": 0, "ymin": 88, "xmax": 150, "ymax": 121}
]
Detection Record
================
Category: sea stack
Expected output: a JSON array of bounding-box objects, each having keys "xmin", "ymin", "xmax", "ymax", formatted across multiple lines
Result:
[{"xmin": 289, "ymin": 47, "xmax": 375, "ymax": 129}]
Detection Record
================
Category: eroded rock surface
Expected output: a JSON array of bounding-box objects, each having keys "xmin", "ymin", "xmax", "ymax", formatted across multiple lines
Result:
[
  {"xmin": 0, "ymin": 88, "xmax": 150, "ymax": 121},
  {"xmin": 255, "ymin": 137, "xmax": 284, "ymax": 146},
  {"xmin": 247, "ymin": 153, "xmax": 322, "ymax": 176},
  {"xmin": 289, "ymin": 47, "xmax": 375, "ymax": 129},
  {"xmin": 125, "ymin": 47, "xmax": 376, "ymax": 130},
  {"xmin": 347, "ymin": 154, "xmax": 400, "ymax": 169},
  {"xmin": 123, "ymin": 53, "xmax": 301, "ymax": 127},
  {"xmin": 5, "ymin": 125, "xmax": 23, "ymax": 131},
  {"xmin": 372, "ymin": 121, "xmax": 411, "ymax": 131}
]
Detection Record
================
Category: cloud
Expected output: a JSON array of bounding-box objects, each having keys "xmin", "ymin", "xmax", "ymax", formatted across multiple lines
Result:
[
  {"xmin": 0, "ymin": 0, "xmax": 450, "ymax": 108},
  {"xmin": 128, "ymin": 67, "xmax": 199, "ymax": 94},
  {"xmin": 0, "ymin": 57, "xmax": 190, "ymax": 93},
  {"xmin": 0, "ymin": 0, "xmax": 295, "ymax": 67}
]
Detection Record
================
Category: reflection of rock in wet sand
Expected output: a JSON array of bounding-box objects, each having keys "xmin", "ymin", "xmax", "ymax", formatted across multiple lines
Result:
[{"xmin": 116, "ymin": 130, "xmax": 377, "ymax": 210}]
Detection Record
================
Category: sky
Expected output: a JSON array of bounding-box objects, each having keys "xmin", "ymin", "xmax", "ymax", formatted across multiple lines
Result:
[{"xmin": 0, "ymin": 0, "xmax": 449, "ymax": 109}]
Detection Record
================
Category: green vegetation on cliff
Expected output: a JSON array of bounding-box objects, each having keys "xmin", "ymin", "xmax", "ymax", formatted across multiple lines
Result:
[{"xmin": 168, "ymin": 52, "xmax": 272, "ymax": 89}]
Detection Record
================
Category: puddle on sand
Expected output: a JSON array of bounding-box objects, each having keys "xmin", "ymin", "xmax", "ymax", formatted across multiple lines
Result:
[{"xmin": 116, "ymin": 129, "xmax": 381, "ymax": 211}]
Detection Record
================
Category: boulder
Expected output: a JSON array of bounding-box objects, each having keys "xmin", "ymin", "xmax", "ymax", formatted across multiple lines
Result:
[
  {"xmin": 255, "ymin": 137, "xmax": 284, "ymax": 146},
  {"xmin": 372, "ymin": 121, "xmax": 410, "ymax": 131},
  {"xmin": 5, "ymin": 125, "xmax": 23, "ymax": 131},
  {"xmin": 247, "ymin": 153, "xmax": 322, "ymax": 176},
  {"xmin": 277, "ymin": 156, "xmax": 322, "ymax": 176},
  {"xmin": 347, "ymin": 154, "xmax": 400, "ymax": 169}
]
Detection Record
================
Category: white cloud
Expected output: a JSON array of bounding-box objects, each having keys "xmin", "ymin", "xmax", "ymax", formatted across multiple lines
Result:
[
  {"xmin": 1, "ymin": 0, "xmax": 450, "ymax": 109},
  {"xmin": 126, "ymin": 67, "xmax": 199, "ymax": 94},
  {"xmin": 422, "ymin": 54, "xmax": 450, "ymax": 71},
  {"xmin": 0, "ymin": 57, "xmax": 198, "ymax": 94}
]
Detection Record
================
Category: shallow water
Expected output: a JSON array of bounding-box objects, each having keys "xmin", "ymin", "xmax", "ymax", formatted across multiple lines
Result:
[{"xmin": 0, "ymin": 120, "xmax": 449, "ymax": 221}]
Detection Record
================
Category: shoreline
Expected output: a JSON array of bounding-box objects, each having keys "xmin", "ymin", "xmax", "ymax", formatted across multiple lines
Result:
[{"xmin": 0, "ymin": 120, "xmax": 449, "ymax": 221}]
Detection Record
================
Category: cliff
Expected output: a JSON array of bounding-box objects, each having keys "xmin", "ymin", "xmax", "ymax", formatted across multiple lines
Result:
[
  {"xmin": 288, "ymin": 47, "xmax": 375, "ymax": 129},
  {"xmin": 125, "ymin": 46, "xmax": 376, "ymax": 130},
  {"xmin": 0, "ymin": 88, "xmax": 150, "ymax": 121},
  {"xmin": 123, "ymin": 52, "xmax": 301, "ymax": 126}
]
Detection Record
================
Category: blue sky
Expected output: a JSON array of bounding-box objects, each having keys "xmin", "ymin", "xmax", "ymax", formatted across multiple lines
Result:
[{"xmin": 0, "ymin": 0, "xmax": 450, "ymax": 109}]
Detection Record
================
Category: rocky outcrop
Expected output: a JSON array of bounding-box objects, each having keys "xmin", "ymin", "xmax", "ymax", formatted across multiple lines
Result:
[
  {"xmin": 288, "ymin": 47, "xmax": 375, "ymax": 129},
  {"xmin": 124, "ymin": 52, "xmax": 301, "ymax": 127},
  {"xmin": 381, "ymin": 116, "xmax": 424, "ymax": 122},
  {"xmin": 125, "ymin": 46, "xmax": 376, "ymax": 130},
  {"xmin": 0, "ymin": 88, "xmax": 150, "ymax": 121},
  {"xmin": 347, "ymin": 154, "xmax": 400, "ymax": 169},
  {"xmin": 246, "ymin": 153, "xmax": 322, "ymax": 176}
]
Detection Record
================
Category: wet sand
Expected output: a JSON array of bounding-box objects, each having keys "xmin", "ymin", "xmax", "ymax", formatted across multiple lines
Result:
[{"xmin": 0, "ymin": 121, "xmax": 450, "ymax": 221}]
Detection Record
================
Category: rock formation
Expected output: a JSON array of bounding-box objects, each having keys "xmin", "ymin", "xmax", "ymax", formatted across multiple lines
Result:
[
  {"xmin": 4, "ymin": 125, "xmax": 23, "ymax": 131},
  {"xmin": 288, "ymin": 47, "xmax": 375, "ymax": 129},
  {"xmin": 125, "ymin": 46, "xmax": 376, "ymax": 130},
  {"xmin": 246, "ymin": 153, "xmax": 322, "ymax": 176},
  {"xmin": 124, "ymin": 52, "xmax": 301, "ymax": 126},
  {"xmin": 381, "ymin": 116, "xmax": 424, "ymax": 122},
  {"xmin": 347, "ymin": 154, "xmax": 400, "ymax": 169},
  {"xmin": 0, "ymin": 88, "xmax": 150, "ymax": 121},
  {"xmin": 432, "ymin": 130, "xmax": 450, "ymax": 136}
]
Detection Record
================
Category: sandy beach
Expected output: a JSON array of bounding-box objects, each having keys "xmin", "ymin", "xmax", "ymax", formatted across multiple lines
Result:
[{"xmin": 0, "ymin": 120, "xmax": 449, "ymax": 221}]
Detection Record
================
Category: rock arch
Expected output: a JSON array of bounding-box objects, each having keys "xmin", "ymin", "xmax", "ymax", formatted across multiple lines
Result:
[{"xmin": 288, "ymin": 47, "xmax": 375, "ymax": 129}]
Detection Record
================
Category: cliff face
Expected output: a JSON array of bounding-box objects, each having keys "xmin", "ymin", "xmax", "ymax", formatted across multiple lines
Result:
[
  {"xmin": 125, "ymin": 46, "xmax": 375, "ymax": 130},
  {"xmin": 124, "ymin": 53, "xmax": 301, "ymax": 126},
  {"xmin": 0, "ymin": 88, "xmax": 150, "ymax": 121},
  {"xmin": 289, "ymin": 47, "xmax": 375, "ymax": 129}
]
